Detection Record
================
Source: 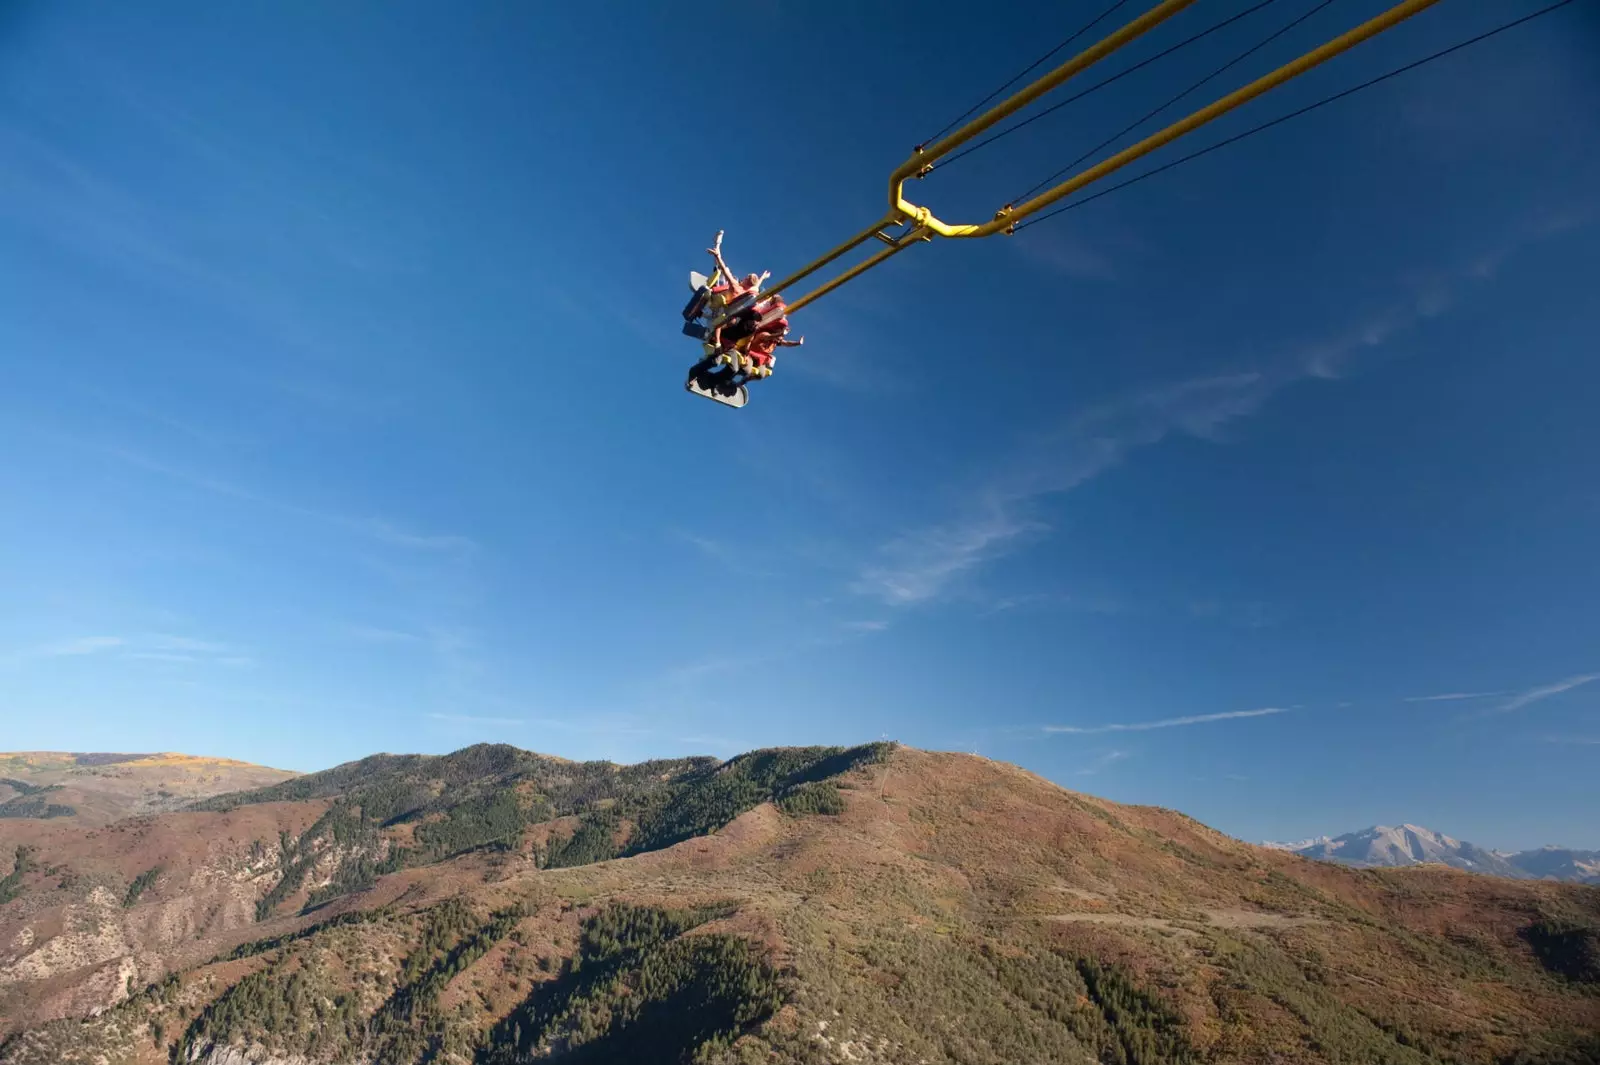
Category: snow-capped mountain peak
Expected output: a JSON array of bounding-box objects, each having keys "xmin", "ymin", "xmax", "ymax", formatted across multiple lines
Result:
[{"xmin": 1262, "ymin": 822, "xmax": 1600, "ymax": 883}]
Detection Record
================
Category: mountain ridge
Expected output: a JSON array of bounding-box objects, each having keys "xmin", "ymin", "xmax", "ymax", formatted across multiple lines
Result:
[
  {"xmin": 1263, "ymin": 822, "xmax": 1600, "ymax": 884},
  {"xmin": 0, "ymin": 750, "xmax": 297, "ymax": 826},
  {"xmin": 2, "ymin": 744, "xmax": 1597, "ymax": 1065}
]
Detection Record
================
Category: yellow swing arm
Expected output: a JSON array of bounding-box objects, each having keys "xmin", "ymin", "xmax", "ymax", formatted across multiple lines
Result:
[{"xmin": 764, "ymin": 0, "xmax": 1443, "ymax": 315}]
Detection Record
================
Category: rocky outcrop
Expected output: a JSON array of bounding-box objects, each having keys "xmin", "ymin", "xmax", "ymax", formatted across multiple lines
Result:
[
  {"xmin": 189, "ymin": 1045, "xmax": 322, "ymax": 1065},
  {"xmin": 0, "ymin": 802, "xmax": 327, "ymax": 1034}
]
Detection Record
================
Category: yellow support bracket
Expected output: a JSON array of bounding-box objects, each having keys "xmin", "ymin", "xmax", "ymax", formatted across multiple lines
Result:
[{"xmin": 766, "ymin": 0, "xmax": 1444, "ymax": 314}]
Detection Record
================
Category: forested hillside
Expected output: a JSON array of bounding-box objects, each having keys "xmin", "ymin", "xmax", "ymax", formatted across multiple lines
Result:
[{"xmin": 2, "ymin": 744, "xmax": 1596, "ymax": 1065}]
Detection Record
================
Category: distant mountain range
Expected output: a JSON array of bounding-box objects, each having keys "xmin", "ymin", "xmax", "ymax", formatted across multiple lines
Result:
[
  {"xmin": 1263, "ymin": 823, "xmax": 1600, "ymax": 884},
  {"xmin": 0, "ymin": 750, "xmax": 296, "ymax": 826}
]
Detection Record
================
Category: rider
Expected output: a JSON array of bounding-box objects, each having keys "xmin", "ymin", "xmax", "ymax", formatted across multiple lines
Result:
[
  {"xmin": 687, "ymin": 231, "xmax": 801, "ymax": 388},
  {"xmin": 704, "ymin": 232, "xmax": 773, "ymax": 353},
  {"xmin": 735, "ymin": 299, "xmax": 804, "ymax": 380},
  {"xmin": 738, "ymin": 328, "xmax": 804, "ymax": 380}
]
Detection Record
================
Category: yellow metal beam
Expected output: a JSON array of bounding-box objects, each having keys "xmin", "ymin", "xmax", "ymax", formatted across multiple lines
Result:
[
  {"xmin": 769, "ymin": 1, "xmax": 1187, "ymax": 313},
  {"xmin": 888, "ymin": 0, "xmax": 1200, "ymax": 191},
  {"xmin": 779, "ymin": 0, "xmax": 1446, "ymax": 313},
  {"xmin": 785, "ymin": 227, "xmax": 930, "ymax": 314},
  {"xmin": 758, "ymin": 215, "xmax": 900, "ymax": 305},
  {"xmin": 914, "ymin": 0, "xmax": 1446, "ymax": 238}
]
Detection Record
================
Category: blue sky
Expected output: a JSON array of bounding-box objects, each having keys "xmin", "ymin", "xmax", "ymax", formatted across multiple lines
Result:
[{"xmin": 2, "ymin": 0, "xmax": 1597, "ymax": 849}]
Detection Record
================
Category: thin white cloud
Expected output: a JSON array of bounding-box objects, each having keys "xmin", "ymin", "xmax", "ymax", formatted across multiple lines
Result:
[
  {"xmin": 361, "ymin": 520, "xmax": 477, "ymax": 554},
  {"xmin": 3, "ymin": 635, "xmax": 125, "ymax": 663},
  {"xmin": 983, "ymin": 591, "xmax": 1123, "ymax": 616},
  {"xmin": 97, "ymin": 445, "xmax": 476, "ymax": 555},
  {"xmin": 667, "ymin": 529, "xmax": 776, "ymax": 579},
  {"xmin": 853, "ymin": 503, "xmax": 1049, "ymax": 605},
  {"xmin": 132, "ymin": 633, "xmax": 244, "ymax": 665},
  {"xmin": 852, "ymin": 223, "xmax": 1586, "ymax": 608},
  {"xmin": 1075, "ymin": 749, "xmax": 1130, "ymax": 776},
  {"xmin": 1487, "ymin": 673, "xmax": 1600, "ymax": 716},
  {"xmin": 342, "ymin": 624, "xmax": 424, "ymax": 644},
  {"xmin": 7, "ymin": 633, "xmax": 251, "ymax": 670},
  {"xmin": 1188, "ymin": 600, "xmax": 1277, "ymax": 629},
  {"xmin": 674, "ymin": 531, "xmax": 726, "ymax": 557},
  {"xmin": 1404, "ymin": 690, "xmax": 1508, "ymax": 703},
  {"xmin": 1046, "ymin": 707, "xmax": 1290, "ymax": 734},
  {"xmin": 426, "ymin": 712, "xmax": 524, "ymax": 727},
  {"xmin": 147, "ymin": 634, "xmax": 231, "ymax": 653},
  {"xmin": 676, "ymin": 734, "xmax": 744, "ymax": 752},
  {"xmin": 663, "ymin": 655, "xmax": 748, "ymax": 684},
  {"xmin": 653, "ymin": 616, "xmax": 892, "ymax": 698},
  {"xmin": 983, "ymin": 593, "xmax": 1052, "ymax": 614},
  {"xmin": 852, "ymin": 372, "xmax": 1277, "ymax": 606},
  {"xmin": 527, "ymin": 715, "xmax": 657, "ymax": 737},
  {"xmin": 40, "ymin": 635, "xmax": 125, "ymax": 657},
  {"xmin": 1014, "ymin": 231, "xmax": 1118, "ymax": 280}
]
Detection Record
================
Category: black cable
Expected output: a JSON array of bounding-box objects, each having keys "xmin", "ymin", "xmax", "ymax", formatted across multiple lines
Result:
[
  {"xmin": 918, "ymin": 0, "xmax": 1133, "ymax": 151},
  {"xmin": 1012, "ymin": 0, "xmax": 1337, "ymax": 205},
  {"xmin": 1016, "ymin": 0, "xmax": 1582, "ymax": 232},
  {"xmin": 936, "ymin": 0, "xmax": 1284, "ymax": 171}
]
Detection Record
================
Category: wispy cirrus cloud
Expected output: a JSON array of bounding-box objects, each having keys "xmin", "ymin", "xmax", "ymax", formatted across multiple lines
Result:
[
  {"xmin": 123, "ymin": 633, "xmax": 251, "ymax": 668},
  {"xmin": 527, "ymin": 714, "xmax": 656, "ymax": 738},
  {"xmin": 980, "ymin": 591, "xmax": 1124, "ymax": 617},
  {"xmin": 1402, "ymin": 672, "xmax": 1600, "ymax": 721},
  {"xmin": 124, "ymin": 650, "xmax": 255, "ymax": 668},
  {"xmin": 675, "ymin": 734, "xmax": 745, "ymax": 754},
  {"xmin": 341, "ymin": 624, "xmax": 424, "ymax": 644},
  {"xmin": 1403, "ymin": 690, "xmax": 1508, "ymax": 703},
  {"xmin": 853, "ymin": 502, "xmax": 1050, "ymax": 606},
  {"xmin": 1187, "ymin": 600, "xmax": 1278, "ymax": 629},
  {"xmin": 1045, "ymin": 707, "xmax": 1290, "ymax": 735},
  {"xmin": 44, "ymin": 636, "xmax": 126, "ymax": 657},
  {"xmin": 362, "ymin": 521, "xmax": 476, "ymax": 554},
  {"xmin": 851, "ymin": 219, "xmax": 1590, "ymax": 608},
  {"xmin": 0, "ymin": 635, "xmax": 125, "ymax": 664},
  {"xmin": 849, "ymin": 368, "xmax": 1312, "ymax": 606},
  {"xmin": 1482, "ymin": 673, "xmax": 1600, "ymax": 717},
  {"xmin": 97, "ymin": 444, "xmax": 475, "ymax": 555},
  {"xmin": 667, "ymin": 529, "xmax": 775, "ymax": 578},
  {"xmin": 1074, "ymin": 749, "xmax": 1130, "ymax": 776},
  {"xmin": 3, "ymin": 633, "xmax": 250, "ymax": 669},
  {"xmin": 673, "ymin": 531, "xmax": 726, "ymax": 557},
  {"xmin": 661, "ymin": 655, "xmax": 749, "ymax": 685},
  {"xmin": 1015, "ymin": 231, "xmax": 1119, "ymax": 281},
  {"xmin": 3, "ymin": 99, "xmax": 417, "ymax": 418},
  {"xmin": 656, "ymin": 613, "xmax": 894, "ymax": 693},
  {"xmin": 426, "ymin": 712, "xmax": 524, "ymax": 727},
  {"xmin": 983, "ymin": 592, "xmax": 1058, "ymax": 614},
  {"xmin": 147, "ymin": 634, "xmax": 231, "ymax": 654}
]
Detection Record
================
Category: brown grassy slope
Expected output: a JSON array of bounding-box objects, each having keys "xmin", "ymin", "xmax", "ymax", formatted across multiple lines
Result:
[
  {"xmin": 0, "ymin": 752, "xmax": 298, "ymax": 826},
  {"xmin": 1, "ymin": 746, "xmax": 1596, "ymax": 1065},
  {"xmin": 545, "ymin": 748, "xmax": 1599, "ymax": 1062}
]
